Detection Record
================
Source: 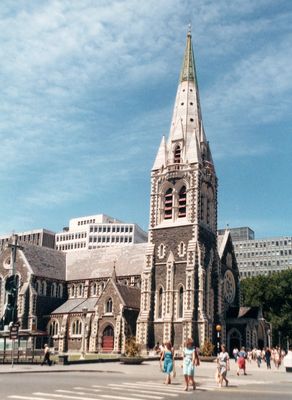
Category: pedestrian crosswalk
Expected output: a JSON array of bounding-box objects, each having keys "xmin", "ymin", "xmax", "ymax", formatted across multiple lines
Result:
[{"xmin": 7, "ymin": 379, "xmax": 220, "ymax": 400}]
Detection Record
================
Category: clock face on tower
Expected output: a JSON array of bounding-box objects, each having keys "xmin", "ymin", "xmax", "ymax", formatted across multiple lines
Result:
[{"xmin": 223, "ymin": 269, "xmax": 236, "ymax": 304}]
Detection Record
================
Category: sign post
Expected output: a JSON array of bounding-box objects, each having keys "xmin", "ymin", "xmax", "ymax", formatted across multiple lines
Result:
[{"xmin": 10, "ymin": 323, "xmax": 19, "ymax": 368}]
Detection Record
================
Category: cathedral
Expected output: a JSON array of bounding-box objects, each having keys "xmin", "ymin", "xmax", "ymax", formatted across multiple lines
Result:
[
  {"xmin": 0, "ymin": 31, "xmax": 267, "ymax": 356},
  {"xmin": 137, "ymin": 29, "xmax": 235, "ymax": 349}
]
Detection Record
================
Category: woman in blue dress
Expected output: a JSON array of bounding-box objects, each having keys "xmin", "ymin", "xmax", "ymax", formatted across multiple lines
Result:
[
  {"xmin": 160, "ymin": 341, "xmax": 174, "ymax": 384},
  {"xmin": 183, "ymin": 338, "xmax": 200, "ymax": 391}
]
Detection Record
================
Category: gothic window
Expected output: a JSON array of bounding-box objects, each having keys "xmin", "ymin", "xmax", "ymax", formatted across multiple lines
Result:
[
  {"xmin": 35, "ymin": 280, "xmax": 41, "ymax": 295},
  {"xmin": 92, "ymin": 282, "xmax": 98, "ymax": 296},
  {"xmin": 178, "ymin": 241, "xmax": 186, "ymax": 257},
  {"xmin": 71, "ymin": 319, "xmax": 82, "ymax": 335},
  {"xmin": 158, "ymin": 243, "xmax": 165, "ymax": 259},
  {"xmin": 178, "ymin": 186, "xmax": 186, "ymax": 217},
  {"xmin": 174, "ymin": 145, "xmax": 181, "ymax": 163},
  {"xmin": 42, "ymin": 281, "xmax": 47, "ymax": 296},
  {"xmin": 164, "ymin": 188, "xmax": 173, "ymax": 220},
  {"xmin": 100, "ymin": 282, "xmax": 105, "ymax": 293},
  {"xmin": 106, "ymin": 298, "xmax": 113, "ymax": 313},
  {"xmin": 57, "ymin": 283, "xmax": 63, "ymax": 298},
  {"xmin": 158, "ymin": 287, "xmax": 163, "ymax": 319},
  {"xmin": 78, "ymin": 284, "xmax": 83, "ymax": 297},
  {"xmin": 51, "ymin": 283, "xmax": 57, "ymax": 297},
  {"xmin": 49, "ymin": 320, "xmax": 59, "ymax": 336},
  {"xmin": 178, "ymin": 286, "xmax": 184, "ymax": 318}
]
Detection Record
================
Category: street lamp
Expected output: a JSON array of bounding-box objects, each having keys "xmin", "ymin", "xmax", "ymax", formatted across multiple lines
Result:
[
  {"xmin": 80, "ymin": 307, "xmax": 88, "ymax": 360},
  {"xmin": 216, "ymin": 324, "xmax": 222, "ymax": 355},
  {"xmin": 267, "ymin": 329, "xmax": 271, "ymax": 348}
]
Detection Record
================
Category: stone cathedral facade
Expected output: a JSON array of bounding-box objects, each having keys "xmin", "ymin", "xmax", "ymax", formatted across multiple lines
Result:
[
  {"xmin": 0, "ymin": 31, "xmax": 267, "ymax": 356},
  {"xmin": 137, "ymin": 31, "xmax": 223, "ymax": 349}
]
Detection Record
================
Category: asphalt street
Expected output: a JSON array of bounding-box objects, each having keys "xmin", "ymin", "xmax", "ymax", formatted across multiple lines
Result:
[{"xmin": 0, "ymin": 359, "xmax": 291, "ymax": 400}]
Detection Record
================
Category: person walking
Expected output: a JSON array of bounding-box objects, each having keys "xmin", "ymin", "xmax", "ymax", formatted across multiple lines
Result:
[
  {"xmin": 255, "ymin": 348, "xmax": 262, "ymax": 368},
  {"xmin": 160, "ymin": 341, "xmax": 174, "ymax": 385},
  {"xmin": 217, "ymin": 344, "xmax": 230, "ymax": 387},
  {"xmin": 232, "ymin": 347, "xmax": 239, "ymax": 362},
  {"xmin": 41, "ymin": 344, "xmax": 52, "ymax": 366},
  {"xmin": 264, "ymin": 347, "xmax": 272, "ymax": 369},
  {"xmin": 236, "ymin": 346, "xmax": 247, "ymax": 375},
  {"xmin": 182, "ymin": 338, "xmax": 200, "ymax": 391}
]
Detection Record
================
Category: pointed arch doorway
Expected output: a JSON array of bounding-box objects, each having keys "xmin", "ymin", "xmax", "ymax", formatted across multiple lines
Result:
[
  {"xmin": 102, "ymin": 325, "xmax": 114, "ymax": 352},
  {"xmin": 228, "ymin": 328, "xmax": 241, "ymax": 355}
]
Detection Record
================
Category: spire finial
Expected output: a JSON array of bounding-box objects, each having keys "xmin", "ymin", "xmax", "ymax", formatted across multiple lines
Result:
[
  {"xmin": 188, "ymin": 23, "xmax": 192, "ymax": 36},
  {"xmin": 111, "ymin": 259, "xmax": 117, "ymax": 282}
]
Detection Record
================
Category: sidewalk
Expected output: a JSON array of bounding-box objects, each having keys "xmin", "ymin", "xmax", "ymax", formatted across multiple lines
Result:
[{"xmin": 0, "ymin": 358, "xmax": 290, "ymax": 387}]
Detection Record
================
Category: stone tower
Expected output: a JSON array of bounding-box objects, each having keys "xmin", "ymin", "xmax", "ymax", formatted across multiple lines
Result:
[{"xmin": 137, "ymin": 30, "xmax": 222, "ymax": 350}]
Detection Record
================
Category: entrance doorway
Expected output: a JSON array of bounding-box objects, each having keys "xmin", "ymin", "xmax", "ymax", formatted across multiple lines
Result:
[
  {"xmin": 228, "ymin": 328, "xmax": 241, "ymax": 356},
  {"xmin": 102, "ymin": 325, "xmax": 114, "ymax": 352}
]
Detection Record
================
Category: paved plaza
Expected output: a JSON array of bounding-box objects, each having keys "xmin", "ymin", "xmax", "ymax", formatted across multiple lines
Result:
[{"xmin": 0, "ymin": 358, "xmax": 291, "ymax": 399}]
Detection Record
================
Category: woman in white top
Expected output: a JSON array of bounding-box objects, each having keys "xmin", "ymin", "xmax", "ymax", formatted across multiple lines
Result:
[{"xmin": 217, "ymin": 344, "xmax": 230, "ymax": 387}]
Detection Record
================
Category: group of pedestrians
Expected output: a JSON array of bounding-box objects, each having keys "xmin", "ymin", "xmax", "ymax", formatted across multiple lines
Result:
[
  {"xmin": 233, "ymin": 346, "xmax": 286, "ymax": 369},
  {"xmin": 157, "ymin": 340, "xmax": 287, "ymax": 391},
  {"xmin": 159, "ymin": 338, "xmax": 200, "ymax": 391}
]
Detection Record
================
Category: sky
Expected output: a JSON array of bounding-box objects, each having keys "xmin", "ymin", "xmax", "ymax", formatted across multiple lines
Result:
[{"xmin": 0, "ymin": 0, "xmax": 291, "ymax": 240}]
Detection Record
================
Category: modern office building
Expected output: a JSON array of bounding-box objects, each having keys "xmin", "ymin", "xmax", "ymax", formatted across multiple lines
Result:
[
  {"xmin": 223, "ymin": 227, "xmax": 292, "ymax": 278},
  {"xmin": 218, "ymin": 227, "xmax": 255, "ymax": 242},
  {"xmin": 55, "ymin": 214, "xmax": 148, "ymax": 252},
  {"xmin": 0, "ymin": 229, "xmax": 55, "ymax": 251}
]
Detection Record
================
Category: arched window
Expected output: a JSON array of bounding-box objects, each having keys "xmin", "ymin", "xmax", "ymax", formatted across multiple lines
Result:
[
  {"xmin": 92, "ymin": 282, "xmax": 97, "ymax": 296},
  {"xmin": 42, "ymin": 281, "xmax": 47, "ymax": 296},
  {"xmin": 49, "ymin": 320, "xmax": 59, "ymax": 336},
  {"xmin": 178, "ymin": 241, "xmax": 185, "ymax": 257},
  {"xmin": 78, "ymin": 284, "xmax": 83, "ymax": 297},
  {"xmin": 72, "ymin": 319, "xmax": 82, "ymax": 335},
  {"xmin": 178, "ymin": 286, "xmax": 184, "ymax": 318},
  {"xmin": 35, "ymin": 280, "xmax": 41, "ymax": 295},
  {"xmin": 106, "ymin": 298, "xmax": 113, "ymax": 313},
  {"xmin": 174, "ymin": 145, "xmax": 181, "ymax": 163},
  {"xmin": 178, "ymin": 186, "xmax": 186, "ymax": 217},
  {"xmin": 158, "ymin": 287, "xmax": 163, "ymax": 318},
  {"xmin": 51, "ymin": 283, "xmax": 57, "ymax": 297},
  {"xmin": 71, "ymin": 285, "xmax": 75, "ymax": 297},
  {"xmin": 164, "ymin": 188, "xmax": 173, "ymax": 220},
  {"xmin": 57, "ymin": 283, "xmax": 63, "ymax": 298}
]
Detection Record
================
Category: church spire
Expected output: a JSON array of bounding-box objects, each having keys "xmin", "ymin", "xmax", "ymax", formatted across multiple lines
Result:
[
  {"xmin": 152, "ymin": 28, "xmax": 214, "ymax": 170},
  {"xmin": 179, "ymin": 27, "xmax": 196, "ymax": 83}
]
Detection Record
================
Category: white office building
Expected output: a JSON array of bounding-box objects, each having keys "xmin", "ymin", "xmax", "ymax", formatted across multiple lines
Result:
[
  {"xmin": 55, "ymin": 214, "xmax": 147, "ymax": 252},
  {"xmin": 0, "ymin": 229, "xmax": 55, "ymax": 250}
]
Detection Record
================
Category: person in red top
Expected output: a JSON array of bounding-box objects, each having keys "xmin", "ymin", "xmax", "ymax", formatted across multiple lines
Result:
[{"xmin": 237, "ymin": 346, "xmax": 247, "ymax": 375}]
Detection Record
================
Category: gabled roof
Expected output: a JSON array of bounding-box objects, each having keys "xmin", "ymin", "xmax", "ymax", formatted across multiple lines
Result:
[
  {"xmin": 217, "ymin": 230, "xmax": 230, "ymax": 259},
  {"xmin": 21, "ymin": 244, "xmax": 66, "ymax": 280},
  {"xmin": 66, "ymin": 243, "xmax": 147, "ymax": 281},
  {"xmin": 116, "ymin": 284, "xmax": 141, "ymax": 310},
  {"xmin": 51, "ymin": 297, "xmax": 97, "ymax": 314}
]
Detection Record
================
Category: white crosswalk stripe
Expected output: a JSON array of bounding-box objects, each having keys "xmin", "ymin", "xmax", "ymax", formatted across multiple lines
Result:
[{"xmin": 9, "ymin": 379, "xmax": 203, "ymax": 400}]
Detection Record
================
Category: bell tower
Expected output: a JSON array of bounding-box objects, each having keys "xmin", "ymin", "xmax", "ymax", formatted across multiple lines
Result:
[{"xmin": 137, "ymin": 29, "xmax": 221, "ymax": 349}]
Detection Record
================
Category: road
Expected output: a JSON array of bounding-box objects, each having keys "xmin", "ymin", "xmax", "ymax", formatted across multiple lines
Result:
[{"xmin": 0, "ymin": 360, "xmax": 291, "ymax": 400}]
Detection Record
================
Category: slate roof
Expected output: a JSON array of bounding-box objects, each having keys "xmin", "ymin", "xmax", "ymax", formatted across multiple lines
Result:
[
  {"xmin": 227, "ymin": 306, "xmax": 261, "ymax": 319},
  {"xmin": 66, "ymin": 243, "xmax": 148, "ymax": 281},
  {"xmin": 116, "ymin": 284, "xmax": 141, "ymax": 310},
  {"xmin": 21, "ymin": 244, "xmax": 66, "ymax": 280},
  {"xmin": 51, "ymin": 297, "xmax": 97, "ymax": 314}
]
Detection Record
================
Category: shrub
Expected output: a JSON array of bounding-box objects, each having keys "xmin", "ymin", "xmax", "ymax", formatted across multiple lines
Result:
[
  {"xmin": 200, "ymin": 340, "xmax": 215, "ymax": 356},
  {"xmin": 125, "ymin": 336, "xmax": 141, "ymax": 357}
]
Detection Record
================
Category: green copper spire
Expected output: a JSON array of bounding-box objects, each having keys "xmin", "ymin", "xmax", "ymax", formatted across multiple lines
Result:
[{"xmin": 179, "ymin": 28, "xmax": 196, "ymax": 83}]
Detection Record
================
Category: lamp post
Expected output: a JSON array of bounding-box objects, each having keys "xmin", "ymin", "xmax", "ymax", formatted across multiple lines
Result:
[
  {"xmin": 80, "ymin": 307, "xmax": 88, "ymax": 360},
  {"xmin": 216, "ymin": 324, "xmax": 222, "ymax": 355},
  {"xmin": 267, "ymin": 329, "xmax": 271, "ymax": 348}
]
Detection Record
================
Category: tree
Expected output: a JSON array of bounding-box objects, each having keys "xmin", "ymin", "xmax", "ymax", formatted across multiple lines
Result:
[{"xmin": 241, "ymin": 269, "xmax": 292, "ymax": 347}]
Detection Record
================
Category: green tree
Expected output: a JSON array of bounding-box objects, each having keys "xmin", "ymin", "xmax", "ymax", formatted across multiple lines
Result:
[{"xmin": 241, "ymin": 269, "xmax": 292, "ymax": 347}]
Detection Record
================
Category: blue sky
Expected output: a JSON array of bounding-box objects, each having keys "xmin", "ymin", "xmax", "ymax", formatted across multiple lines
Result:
[{"xmin": 0, "ymin": 0, "xmax": 291, "ymax": 239}]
